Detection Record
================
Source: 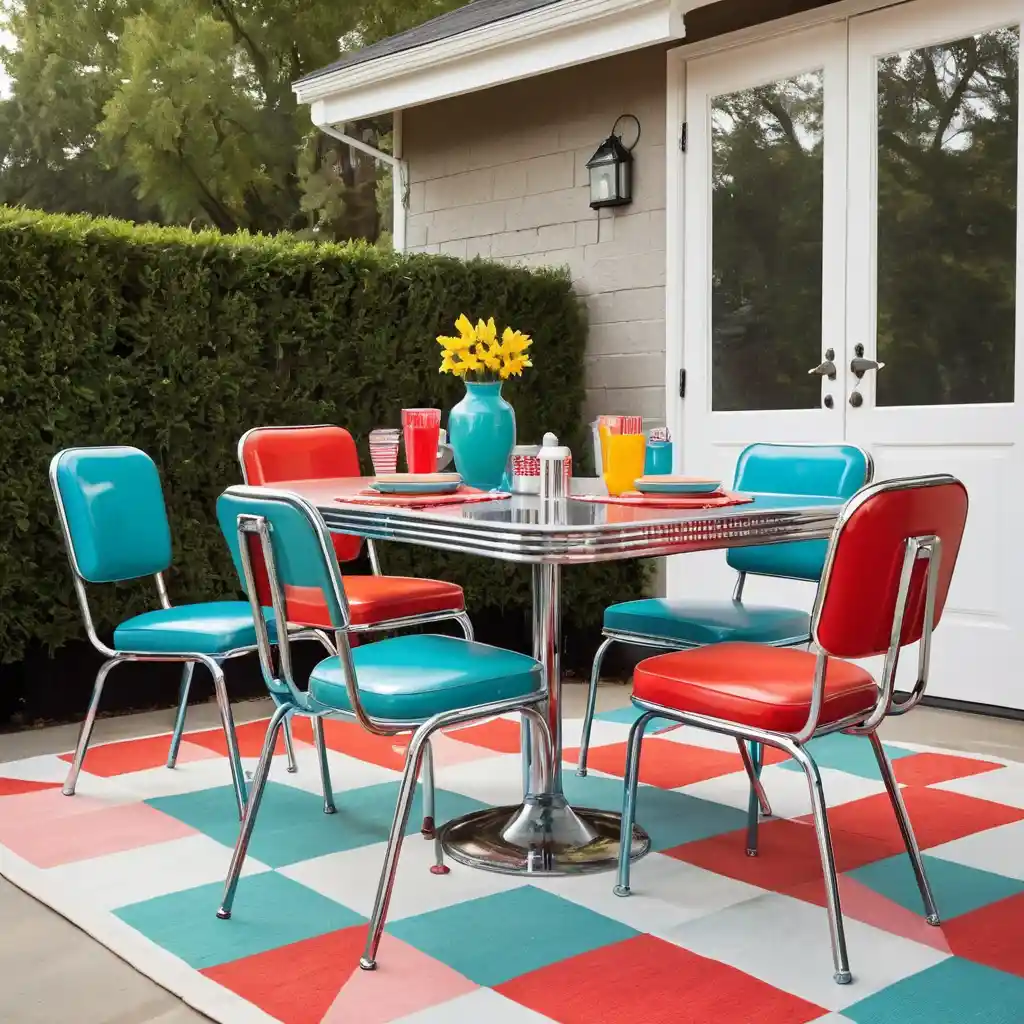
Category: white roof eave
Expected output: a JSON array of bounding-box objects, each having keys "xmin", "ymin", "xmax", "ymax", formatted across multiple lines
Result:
[{"xmin": 297, "ymin": 0, "xmax": 689, "ymax": 125}]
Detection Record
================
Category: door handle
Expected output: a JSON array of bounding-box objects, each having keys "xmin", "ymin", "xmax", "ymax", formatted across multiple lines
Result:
[
  {"xmin": 850, "ymin": 343, "xmax": 884, "ymax": 379},
  {"xmin": 808, "ymin": 348, "xmax": 837, "ymax": 380},
  {"xmin": 850, "ymin": 357, "xmax": 885, "ymax": 378}
]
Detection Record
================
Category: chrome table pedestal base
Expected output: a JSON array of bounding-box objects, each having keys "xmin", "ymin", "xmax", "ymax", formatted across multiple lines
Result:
[{"xmin": 439, "ymin": 795, "xmax": 651, "ymax": 876}]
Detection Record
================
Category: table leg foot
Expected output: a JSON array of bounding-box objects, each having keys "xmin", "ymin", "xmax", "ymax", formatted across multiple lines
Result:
[{"xmin": 438, "ymin": 796, "xmax": 650, "ymax": 876}]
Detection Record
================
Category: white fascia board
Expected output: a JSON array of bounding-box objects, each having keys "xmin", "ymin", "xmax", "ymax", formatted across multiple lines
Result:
[{"xmin": 299, "ymin": 0, "xmax": 686, "ymax": 125}]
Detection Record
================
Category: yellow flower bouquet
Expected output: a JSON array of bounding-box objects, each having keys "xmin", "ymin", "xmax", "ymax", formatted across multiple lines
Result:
[{"xmin": 437, "ymin": 314, "xmax": 533, "ymax": 381}]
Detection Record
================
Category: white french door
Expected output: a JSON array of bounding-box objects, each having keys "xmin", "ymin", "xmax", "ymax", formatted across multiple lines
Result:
[{"xmin": 673, "ymin": 0, "xmax": 1024, "ymax": 710}]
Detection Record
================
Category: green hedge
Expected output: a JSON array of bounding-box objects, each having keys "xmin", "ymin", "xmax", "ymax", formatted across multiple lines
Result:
[{"xmin": 0, "ymin": 207, "xmax": 646, "ymax": 663}]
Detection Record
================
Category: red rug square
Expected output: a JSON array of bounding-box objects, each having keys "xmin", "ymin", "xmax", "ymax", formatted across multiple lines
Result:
[
  {"xmin": 561, "ymin": 737, "xmax": 766, "ymax": 788},
  {"xmin": 289, "ymin": 717, "xmax": 410, "ymax": 770},
  {"xmin": 203, "ymin": 926, "xmax": 367, "ymax": 1024},
  {"xmin": 186, "ymin": 720, "xmax": 295, "ymax": 759},
  {"xmin": 945, "ymin": 891, "xmax": 1024, "ymax": 977},
  {"xmin": 806, "ymin": 787, "xmax": 1024, "ymax": 850},
  {"xmin": 666, "ymin": 817, "xmax": 894, "ymax": 892},
  {"xmin": 892, "ymin": 753, "xmax": 1003, "ymax": 787},
  {"xmin": 58, "ymin": 735, "xmax": 217, "ymax": 776},
  {"xmin": 496, "ymin": 934, "xmax": 825, "ymax": 1023},
  {"xmin": 446, "ymin": 718, "xmax": 523, "ymax": 754},
  {"xmin": 0, "ymin": 778, "xmax": 61, "ymax": 797}
]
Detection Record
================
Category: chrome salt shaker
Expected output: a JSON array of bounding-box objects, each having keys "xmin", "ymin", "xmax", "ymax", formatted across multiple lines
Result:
[{"xmin": 538, "ymin": 431, "xmax": 571, "ymax": 503}]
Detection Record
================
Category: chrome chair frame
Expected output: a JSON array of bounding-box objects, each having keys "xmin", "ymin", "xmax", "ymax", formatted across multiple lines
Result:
[
  {"xmin": 577, "ymin": 443, "xmax": 873, "ymax": 852},
  {"xmin": 238, "ymin": 424, "xmax": 476, "ymax": 834},
  {"xmin": 49, "ymin": 450, "xmax": 263, "ymax": 818},
  {"xmin": 616, "ymin": 475, "xmax": 957, "ymax": 986},
  {"xmin": 215, "ymin": 486, "xmax": 552, "ymax": 970}
]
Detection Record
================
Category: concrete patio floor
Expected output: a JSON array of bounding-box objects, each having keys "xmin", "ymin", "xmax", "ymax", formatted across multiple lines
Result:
[{"xmin": 1, "ymin": 685, "xmax": 1022, "ymax": 1024}]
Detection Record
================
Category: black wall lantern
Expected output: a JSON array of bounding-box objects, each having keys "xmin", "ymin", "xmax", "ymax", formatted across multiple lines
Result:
[{"xmin": 586, "ymin": 114, "xmax": 640, "ymax": 210}]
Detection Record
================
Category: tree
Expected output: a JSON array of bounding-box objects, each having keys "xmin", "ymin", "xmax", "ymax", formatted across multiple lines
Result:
[{"xmin": 0, "ymin": 0, "xmax": 463, "ymax": 238}]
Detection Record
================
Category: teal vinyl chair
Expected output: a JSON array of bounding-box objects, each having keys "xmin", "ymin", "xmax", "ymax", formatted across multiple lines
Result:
[
  {"xmin": 577, "ymin": 442, "xmax": 872, "ymax": 847},
  {"xmin": 214, "ymin": 485, "xmax": 552, "ymax": 971},
  {"xmin": 49, "ymin": 446, "xmax": 277, "ymax": 817}
]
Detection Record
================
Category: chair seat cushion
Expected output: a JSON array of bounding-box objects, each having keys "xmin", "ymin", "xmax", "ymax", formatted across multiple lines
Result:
[
  {"xmin": 604, "ymin": 598, "xmax": 810, "ymax": 647},
  {"xmin": 280, "ymin": 575, "xmax": 464, "ymax": 629},
  {"xmin": 633, "ymin": 642, "xmax": 878, "ymax": 733},
  {"xmin": 346, "ymin": 576, "xmax": 464, "ymax": 627},
  {"xmin": 309, "ymin": 634, "xmax": 541, "ymax": 721},
  {"xmin": 113, "ymin": 602, "xmax": 275, "ymax": 655}
]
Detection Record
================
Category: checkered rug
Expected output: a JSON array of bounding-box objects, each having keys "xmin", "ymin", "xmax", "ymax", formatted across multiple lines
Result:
[{"xmin": 1, "ymin": 708, "xmax": 1023, "ymax": 1024}]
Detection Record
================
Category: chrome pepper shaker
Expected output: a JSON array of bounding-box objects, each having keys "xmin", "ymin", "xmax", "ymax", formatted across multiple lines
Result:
[{"xmin": 538, "ymin": 431, "xmax": 571, "ymax": 503}]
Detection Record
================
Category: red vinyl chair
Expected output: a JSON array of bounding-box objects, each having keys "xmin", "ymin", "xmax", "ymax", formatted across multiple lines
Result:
[
  {"xmin": 615, "ymin": 475, "xmax": 969, "ymax": 986},
  {"xmin": 237, "ymin": 425, "xmax": 472, "ymax": 834}
]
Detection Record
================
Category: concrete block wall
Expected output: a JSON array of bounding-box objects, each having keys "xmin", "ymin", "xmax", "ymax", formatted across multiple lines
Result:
[{"xmin": 403, "ymin": 47, "xmax": 669, "ymax": 424}]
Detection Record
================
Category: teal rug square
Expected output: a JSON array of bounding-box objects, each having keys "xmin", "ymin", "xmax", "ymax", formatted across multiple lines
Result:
[
  {"xmin": 850, "ymin": 854, "xmax": 1024, "ymax": 920},
  {"xmin": 148, "ymin": 782, "xmax": 487, "ymax": 867},
  {"xmin": 115, "ymin": 872, "xmax": 364, "ymax": 969},
  {"xmin": 777, "ymin": 732, "xmax": 914, "ymax": 779},
  {"xmin": 845, "ymin": 956, "xmax": 1024, "ymax": 1023},
  {"xmin": 387, "ymin": 885, "xmax": 638, "ymax": 987},
  {"xmin": 560, "ymin": 770, "xmax": 748, "ymax": 850}
]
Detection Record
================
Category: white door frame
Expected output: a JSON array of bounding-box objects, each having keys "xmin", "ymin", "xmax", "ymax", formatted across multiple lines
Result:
[{"xmin": 664, "ymin": 0, "xmax": 911, "ymax": 450}]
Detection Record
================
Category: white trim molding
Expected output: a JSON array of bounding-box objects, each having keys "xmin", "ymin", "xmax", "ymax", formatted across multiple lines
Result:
[{"xmin": 298, "ymin": 0, "xmax": 688, "ymax": 124}]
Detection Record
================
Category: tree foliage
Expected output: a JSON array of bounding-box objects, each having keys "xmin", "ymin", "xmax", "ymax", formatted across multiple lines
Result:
[{"xmin": 0, "ymin": 0, "xmax": 462, "ymax": 238}]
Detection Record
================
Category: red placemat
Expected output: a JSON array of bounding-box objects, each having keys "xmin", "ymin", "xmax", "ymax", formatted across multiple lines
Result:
[
  {"xmin": 574, "ymin": 490, "xmax": 753, "ymax": 509},
  {"xmin": 338, "ymin": 485, "xmax": 510, "ymax": 508}
]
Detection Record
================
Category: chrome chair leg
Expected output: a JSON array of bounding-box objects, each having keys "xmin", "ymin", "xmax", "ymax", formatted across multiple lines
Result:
[
  {"xmin": 738, "ymin": 740, "xmax": 771, "ymax": 856},
  {"xmin": 520, "ymin": 716, "xmax": 532, "ymax": 799},
  {"xmin": 312, "ymin": 716, "xmax": 335, "ymax": 814},
  {"xmin": 283, "ymin": 717, "xmax": 298, "ymax": 773},
  {"xmin": 614, "ymin": 710, "xmax": 656, "ymax": 896},
  {"xmin": 217, "ymin": 704, "xmax": 290, "ymax": 919},
  {"xmin": 166, "ymin": 663, "xmax": 195, "ymax": 769},
  {"xmin": 205, "ymin": 657, "xmax": 247, "ymax": 819},
  {"xmin": 63, "ymin": 659, "xmax": 120, "ymax": 796},
  {"xmin": 420, "ymin": 739, "xmax": 436, "ymax": 838},
  {"xmin": 454, "ymin": 611, "xmax": 474, "ymax": 641},
  {"xmin": 869, "ymin": 730, "xmax": 939, "ymax": 925},
  {"xmin": 577, "ymin": 636, "xmax": 614, "ymax": 777},
  {"xmin": 360, "ymin": 727, "xmax": 432, "ymax": 971},
  {"xmin": 790, "ymin": 742, "xmax": 852, "ymax": 985}
]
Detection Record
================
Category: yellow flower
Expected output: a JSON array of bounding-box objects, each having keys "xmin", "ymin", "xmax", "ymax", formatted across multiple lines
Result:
[
  {"xmin": 476, "ymin": 317, "xmax": 497, "ymax": 348},
  {"xmin": 500, "ymin": 327, "xmax": 532, "ymax": 356},
  {"xmin": 439, "ymin": 350, "xmax": 459, "ymax": 375}
]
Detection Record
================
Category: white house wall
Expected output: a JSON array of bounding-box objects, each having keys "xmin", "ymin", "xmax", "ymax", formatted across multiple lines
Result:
[{"xmin": 403, "ymin": 47, "xmax": 669, "ymax": 424}]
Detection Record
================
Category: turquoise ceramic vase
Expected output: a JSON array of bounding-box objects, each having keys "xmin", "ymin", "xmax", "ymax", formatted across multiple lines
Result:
[{"xmin": 448, "ymin": 381, "xmax": 516, "ymax": 490}]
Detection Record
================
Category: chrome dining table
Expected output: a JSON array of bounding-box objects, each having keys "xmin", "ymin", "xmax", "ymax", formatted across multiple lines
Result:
[{"xmin": 259, "ymin": 476, "xmax": 845, "ymax": 877}]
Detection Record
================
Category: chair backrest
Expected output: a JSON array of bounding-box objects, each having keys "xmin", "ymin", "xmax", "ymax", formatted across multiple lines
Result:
[
  {"xmin": 50, "ymin": 446, "xmax": 172, "ymax": 584},
  {"xmin": 726, "ymin": 442, "xmax": 872, "ymax": 582},
  {"xmin": 813, "ymin": 475, "xmax": 968, "ymax": 661},
  {"xmin": 217, "ymin": 486, "xmax": 350, "ymax": 632},
  {"xmin": 217, "ymin": 485, "xmax": 351, "ymax": 703},
  {"xmin": 238, "ymin": 425, "xmax": 363, "ymax": 564}
]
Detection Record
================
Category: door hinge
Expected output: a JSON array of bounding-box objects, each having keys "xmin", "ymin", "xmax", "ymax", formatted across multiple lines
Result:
[
  {"xmin": 679, "ymin": 368, "xmax": 687, "ymax": 398},
  {"xmin": 680, "ymin": 122, "xmax": 688, "ymax": 152}
]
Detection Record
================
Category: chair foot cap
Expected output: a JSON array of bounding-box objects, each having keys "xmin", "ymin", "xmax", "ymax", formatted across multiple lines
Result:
[
  {"xmin": 834, "ymin": 970, "xmax": 852, "ymax": 985},
  {"xmin": 323, "ymin": 804, "xmax": 337, "ymax": 815},
  {"xmin": 613, "ymin": 885, "xmax": 630, "ymax": 898},
  {"xmin": 216, "ymin": 909, "xmax": 231, "ymax": 920},
  {"xmin": 286, "ymin": 766, "xmax": 298, "ymax": 774},
  {"xmin": 926, "ymin": 913, "xmax": 941, "ymax": 927},
  {"xmin": 61, "ymin": 787, "xmax": 76, "ymax": 797},
  {"xmin": 575, "ymin": 769, "xmax": 588, "ymax": 778},
  {"xmin": 430, "ymin": 864, "xmax": 451, "ymax": 875},
  {"xmin": 359, "ymin": 958, "xmax": 377, "ymax": 971},
  {"xmin": 166, "ymin": 760, "xmax": 177, "ymax": 770},
  {"xmin": 745, "ymin": 848, "xmax": 758, "ymax": 858},
  {"xmin": 421, "ymin": 816, "xmax": 435, "ymax": 838}
]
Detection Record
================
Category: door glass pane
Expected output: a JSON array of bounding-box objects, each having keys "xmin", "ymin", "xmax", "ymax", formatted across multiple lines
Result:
[
  {"xmin": 877, "ymin": 28, "xmax": 1018, "ymax": 407},
  {"xmin": 711, "ymin": 72, "xmax": 824, "ymax": 411}
]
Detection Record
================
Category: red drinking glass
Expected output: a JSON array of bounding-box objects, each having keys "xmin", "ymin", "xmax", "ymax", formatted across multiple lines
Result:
[{"xmin": 402, "ymin": 408, "xmax": 442, "ymax": 473}]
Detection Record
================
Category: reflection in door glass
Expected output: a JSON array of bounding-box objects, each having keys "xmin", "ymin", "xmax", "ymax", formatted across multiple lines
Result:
[
  {"xmin": 711, "ymin": 72, "xmax": 824, "ymax": 412},
  {"xmin": 877, "ymin": 28, "xmax": 1018, "ymax": 406}
]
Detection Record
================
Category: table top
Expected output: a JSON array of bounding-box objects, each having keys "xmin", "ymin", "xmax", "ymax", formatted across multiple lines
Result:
[{"xmin": 252, "ymin": 477, "xmax": 846, "ymax": 565}]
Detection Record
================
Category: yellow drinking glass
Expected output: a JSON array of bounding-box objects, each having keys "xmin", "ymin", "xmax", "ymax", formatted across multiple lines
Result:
[{"xmin": 603, "ymin": 433, "xmax": 647, "ymax": 496}]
